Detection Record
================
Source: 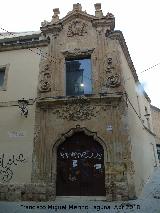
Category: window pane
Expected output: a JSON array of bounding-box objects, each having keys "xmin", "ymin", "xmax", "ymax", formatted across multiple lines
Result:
[
  {"xmin": 0, "ymin": 68, "xmax": 5, "ymax": 87},
  {"xmin": 66, "ymin": 58, "xmax": 92, "ymax": 96}
]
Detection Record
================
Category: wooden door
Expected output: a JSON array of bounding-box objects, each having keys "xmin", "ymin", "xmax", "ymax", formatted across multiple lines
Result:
[{"xmin": 56, "ymin": 132, "xmax": 105, "ymax": 196}]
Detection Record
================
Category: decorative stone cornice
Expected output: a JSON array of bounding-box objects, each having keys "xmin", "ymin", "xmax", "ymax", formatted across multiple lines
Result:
[
  {"xmin": 0, "ymin": 40, "xmax": 48, "ymax": 52},
  {"xmin": 41, "ymin": 3, "xmax": 115, "ymax": 36},
  {"xmin": 40, "ymin": 23, "xmax": 63, "ymax": 37},
  {"xmin": 36, "ymin": 94, "xmax": 122, "ymax": 111}
]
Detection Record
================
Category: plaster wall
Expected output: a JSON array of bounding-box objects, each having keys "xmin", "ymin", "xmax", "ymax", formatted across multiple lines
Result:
[
  {"xmin": 0, "ymin": 105, "xmax": 35, "ymax": 183},
  {"xmin": 0, "ymin": 48, "xmax": 42, "ymax": 184},
  {"xmin": 117, "ymin": 42, "xmax": 157, "ymax": 196},
  {"xmin": 0, "ymin": 48, "xmax": 41, "ymax": 102}
]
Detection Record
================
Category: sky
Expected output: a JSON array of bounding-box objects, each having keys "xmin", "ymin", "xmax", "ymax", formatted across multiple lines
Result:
[{"xmin": 0, "ymin": 0, "xmax": 160, "ymax": 108}]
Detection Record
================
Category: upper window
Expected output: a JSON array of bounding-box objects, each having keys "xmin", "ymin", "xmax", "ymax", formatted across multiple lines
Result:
[
  {"xmin": 66, "ymin": 57, "xmax": 92, "ymax": 96},
  {"xmin": 0, "ymin": 64, "xmax": 9, "ymax": 90}
]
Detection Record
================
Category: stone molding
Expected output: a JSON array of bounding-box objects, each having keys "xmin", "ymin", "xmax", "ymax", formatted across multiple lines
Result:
[
  {"xmin": 0, "ymin": 40, "xmax": 48, "ymax": 52},
  {"xmin": 53, "ymin": 125, "xmax": 110, "ymax": 153},
  {"xmin": 0, "ymin": 99, "xmax": 35, "ymax": 107},
  {"xmin": 61, "ymin": 48, "xmax": 95, "ymax": 58}
]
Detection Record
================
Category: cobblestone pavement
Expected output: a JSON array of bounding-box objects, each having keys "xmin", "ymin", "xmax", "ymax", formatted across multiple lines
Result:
[{"xmin": 0, "ymin": 167, "xmax": 160, "ymax": 213}]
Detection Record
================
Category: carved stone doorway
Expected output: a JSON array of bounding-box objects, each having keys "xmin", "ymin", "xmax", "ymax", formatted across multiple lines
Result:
[{"xmin": 56, "ymin": 132, "xmax": 106, "ymax": 196}]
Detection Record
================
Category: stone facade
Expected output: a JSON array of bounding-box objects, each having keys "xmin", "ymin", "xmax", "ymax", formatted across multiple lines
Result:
[
  {"xmin": 31, "ymin": 3, "xmax": 135, "ymax": 201},
  {"xmin": 0, "ymin": 3, "xmax": 158, "ymax": 202}
]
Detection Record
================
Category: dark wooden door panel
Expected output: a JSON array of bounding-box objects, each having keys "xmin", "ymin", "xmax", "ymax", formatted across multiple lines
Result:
[{"xmin": 56, "ymin": 132, "xmax": 105, "ymax": 196}]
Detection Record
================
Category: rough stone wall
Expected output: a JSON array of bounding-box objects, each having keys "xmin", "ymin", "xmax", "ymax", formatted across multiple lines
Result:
[
  {"xmin": 151, "ymin": 105, "xmax": 160, "ymax": 144},
  {"xmin": 0, "ymin": 183, "xmax": 54, "ymax": 201}
]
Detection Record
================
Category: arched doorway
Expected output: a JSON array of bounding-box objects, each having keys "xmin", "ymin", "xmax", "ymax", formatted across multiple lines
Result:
[{"xmin": 56, "ymin": 132, "xmax": 106, "ymax": 196}]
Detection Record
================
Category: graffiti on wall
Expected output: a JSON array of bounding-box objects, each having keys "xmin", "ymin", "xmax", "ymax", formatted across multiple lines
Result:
[
  {"xmin": 59, "ymin": 151, "xmax": 102, "ymax": 160},
  {"xmin": 0, "ymin": 153, "xmax": 26, "ymax": 182}
]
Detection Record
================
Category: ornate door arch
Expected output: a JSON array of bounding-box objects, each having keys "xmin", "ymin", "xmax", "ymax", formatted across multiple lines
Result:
[{"xmin": 56, "ymin": 131, "xmax": 106, "ymax": 196}]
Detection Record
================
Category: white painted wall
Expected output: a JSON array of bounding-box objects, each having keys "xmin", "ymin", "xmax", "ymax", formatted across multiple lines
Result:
[
  {"xmin": 0, "ymin": 48, "xmax": 42, "ymax": 184},
  {"xmin": 117, "ymin": 40, "xmax": 158, "ymax": 196},
  {"xmin": 0, "ymin": 48, "xmax": 41, "ymax": 102}
]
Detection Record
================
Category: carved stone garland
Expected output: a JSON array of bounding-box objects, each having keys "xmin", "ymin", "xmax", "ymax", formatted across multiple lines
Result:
[
  {"xmin": 67, "ymin": 19, "xmax": 88, "ymax": 37},
  {"xmin": 52, "ymin": 98, "xmax": 99, "ymax": 121}
]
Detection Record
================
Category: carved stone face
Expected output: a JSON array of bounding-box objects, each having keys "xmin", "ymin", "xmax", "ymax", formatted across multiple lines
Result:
[{"xmin": 39, "ymin": 72, "xmax": 51, "ymax": 92}]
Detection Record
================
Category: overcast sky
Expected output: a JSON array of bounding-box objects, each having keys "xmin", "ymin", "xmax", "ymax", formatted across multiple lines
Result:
[{"xmin": 0, "ymin": 0, "xmax": 160, "ymax": 108}]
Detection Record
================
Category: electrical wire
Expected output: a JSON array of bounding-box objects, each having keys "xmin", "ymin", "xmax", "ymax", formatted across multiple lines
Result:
[
  {"xmin": 1, "ymin": 26, "xmax": 160, "ymax": 77},
  {"xmin": 0, "ymin": 27, "xmax": 57, "ymax": 63},
  {"xmin": 0, "ymin": 26, "xmax": 158, "ymax": 123}
]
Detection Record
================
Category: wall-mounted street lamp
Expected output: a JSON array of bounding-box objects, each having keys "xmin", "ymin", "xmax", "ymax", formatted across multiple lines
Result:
[
  {"xmin": 18, "ymin": 98, "xmax": 29, "ymax": 118},
  {"xmin": 144, "ymin": 113, "xmax": 150, "ymax": 120}
]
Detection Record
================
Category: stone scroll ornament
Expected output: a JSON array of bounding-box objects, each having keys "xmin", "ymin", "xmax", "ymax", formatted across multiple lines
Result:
[
  {"xmin": 53, "ymin": 98, "xmax": 99, "ymax": 121},
  {"xmin": 67, "ymin": 19, "xmax": 88, "ymax": 37},
  {"xmin": 0, "ymin": 153, "xmax": 26, "ymax": 182},
  {"xmin": 106, "ymin": 74, "xmax": 121, "ymax": 88},
  {"xmin": 105, "ymin": 57, "xmax": 114, "ymax": 73},
  {"xmin": 38, "ymin": 63, "xmax": 51, "ymax": 93}
]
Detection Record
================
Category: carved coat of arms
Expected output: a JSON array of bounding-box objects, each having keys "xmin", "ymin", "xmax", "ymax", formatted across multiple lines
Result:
[{"xmin": 67, "ymin": 20, "xmax": 88, "ymax": 37}]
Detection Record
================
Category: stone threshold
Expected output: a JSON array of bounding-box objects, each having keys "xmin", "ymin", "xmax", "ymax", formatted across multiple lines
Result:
[{"xmin": 55, "ymin": 196, "xmax": 106, "ymax": 201}]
